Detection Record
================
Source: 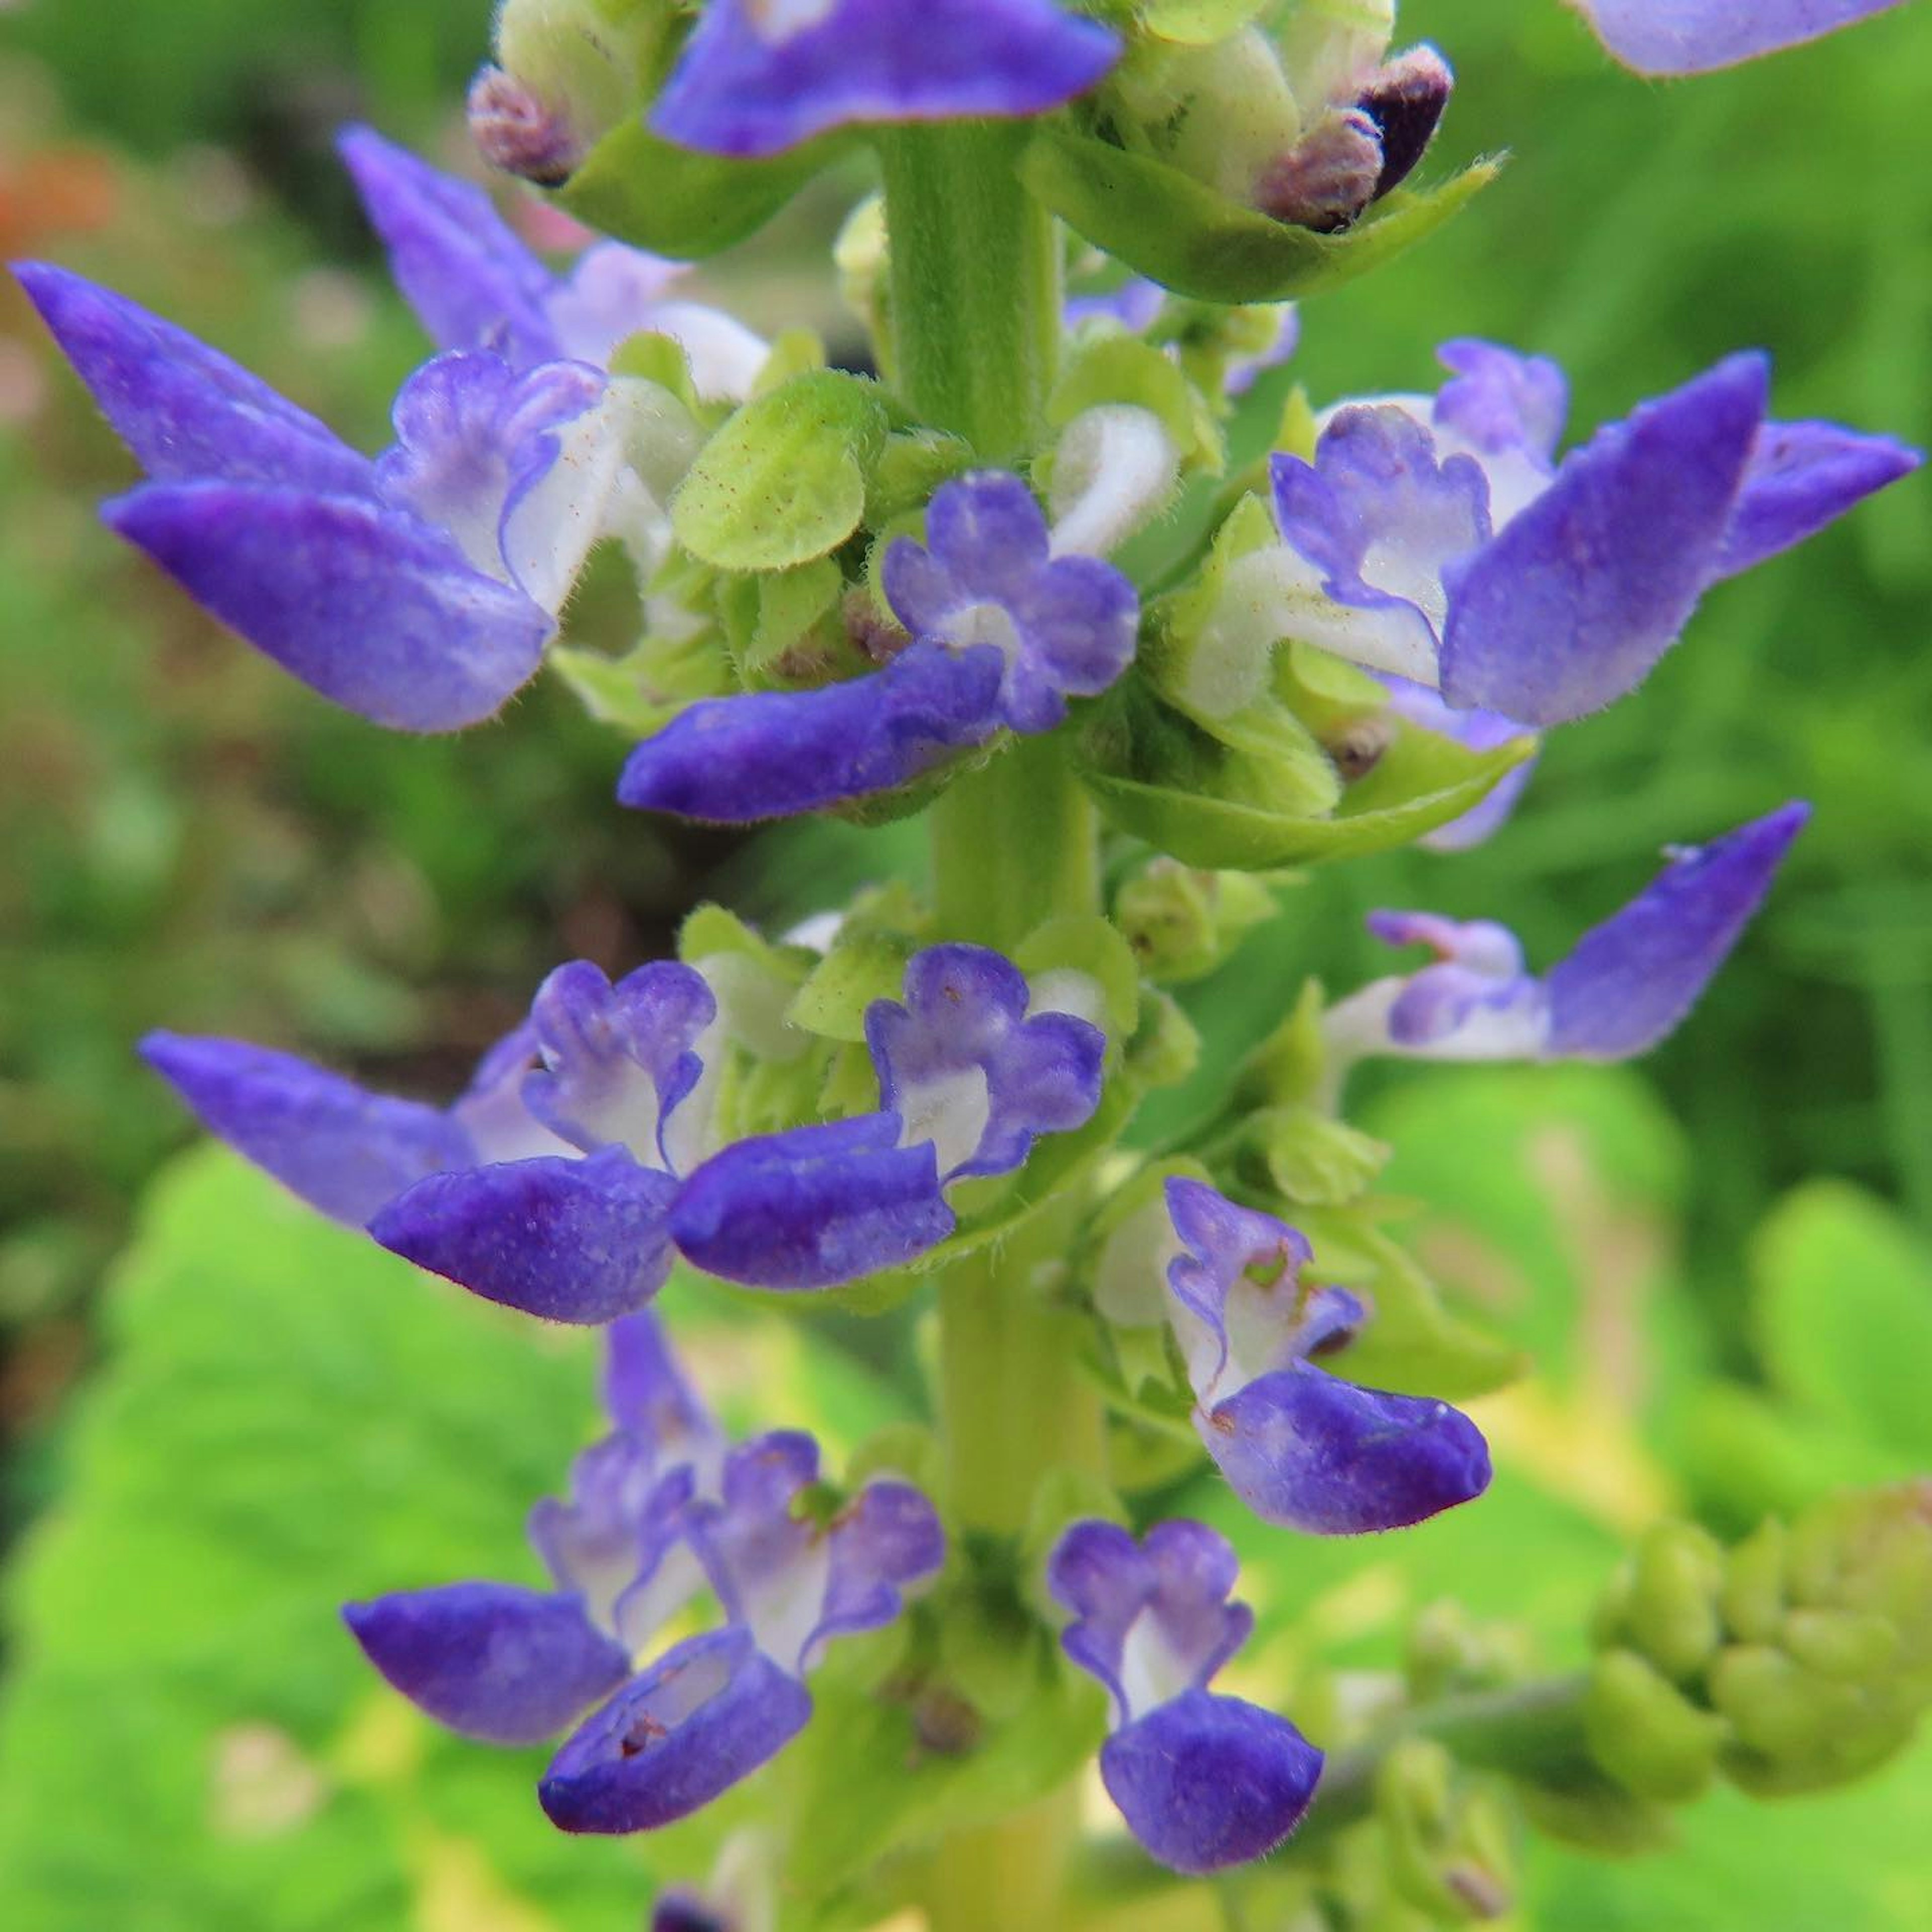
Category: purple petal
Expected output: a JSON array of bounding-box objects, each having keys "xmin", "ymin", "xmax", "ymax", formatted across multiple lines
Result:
[
  {"xmin": 140, "ymin": 1030, "xmax": 471, "ymax": 1227},
  {"xmin": 1714, "ymin": 420, "xmax": 1921, "ymax": 580},
  {"xmin": 1048, "ymin": 1518, "xmax": 1252, "ymax": 1727},
  {"xmin": 807, "ymin": 1478, "xmax": 945, "ymax": 1665},
  {"xmin": 650, "ymin": 0, "xmax": 1120, "ymax": 158},
  {"xmin": 369, "ymin": 1145, "xmax": 679, "ymax": 1323},
  {"xmin": 1574, "ymin": 1, "xmax": 1906, "ymax": 75},
  {"xmin": 104, "ymin": 482, "xmax": 551, "ymax": 731},
  {"xmin": 1378, "ymin": 675, "xmax": 1539, "ymax": 851},
  {"xmin": 540, "ymin": 1627, "xmax": 813, "ymax": 1833},
  {"xmin": 13, "ymin": 263, "xmax": 375, "ymax": 498},
  {"xmin": 652, "ymin": 1894, "xmax": 732, "ymax": 1932},
  {"xmin": 883, "ymin": 472, "xmax": 1140, "ymax": 734},
  {"xmin": 522, "ymin": 959, "xmax": 716, "ymax": 1161},
  {"xmin": 450, "ymin": 1020, "xmax": 573, "ymax": 1164},
  {"xmin": 669, "ymin": 1114, "xmax": 953, "ymax": 1291},
  {"xmin": 865, "ymin": 943, "xmax": 1106, "ymax": 1180},
  {"xmin": 1543, "ymin": 801, "xmax": 1810, "ymax": 1059},
  {"xmin": 616, "ymin": 640, "xmax": 1004, "ymax": 822},
  {"xmin": 1438, "ymin": 354, "xmax": 1767, "ymax": 726},
  {"xmin": 337, "ymin": 125, "xmax": 560, "ymax": 367},
  {"xmin": 603, "ymin": 1311, "xmax": 717, "ymax": 1448},
  {"xmin": 1099, "ymin": 1689, "xmax": 1323, "ymax": 1876},
  {"xmin": 527, "ymin": 1432, "xmax": 666, "ymax": 1626},
  {"xmin": 343, "ymin": 1583, "xmax": 630, "ymax": 1746},
  {"xmin": 1433, "ymin": 339, "xmax": 1568, "ymax": 466},
  {"xmin": 1201, "ymin": 1365, "xmax": 1491, "ymax": 1535}
]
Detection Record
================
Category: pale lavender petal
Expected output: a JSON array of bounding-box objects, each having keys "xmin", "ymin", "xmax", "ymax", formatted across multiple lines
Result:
[
  {"xmin": 806, "ymin": 1478, "xmax": 945, "ymax": 1665},
  {"xmin": 450, "ymin": 1020, "xmax": 573, "ymax": 1165},
  {"xmin": 1573, "ymin": 1, "xmax": 1906, "ymax": 75},
  {"xmin": 521, "ymin": 960, "xmax": 716, "ymax": 1162},
  {"xmin": 14, "ymin": 262, "xmax": 374, "ymax": 497},
  {"xmin": 527, "ymin": 1433, "xmax": 665, "ymax": 1627},
  {"xmin": 1100, "ymin": 1689, "xmax": 1323, "ymax": 1875},
  {"xmin": 603, "ymin": 1311, "xmax": 717, "ymax": 1454},
  {"xmin": 540, "ymin": 1627, "xmax": 813, "ymax": 1832},
  {"xmin": 1714, "ymin": 420, "xmax": 1922, "ymax": 580},
  {"xmin": 616, "ymin": 640, "xmax": 1005, "ymax": 822},
  {"xmin": 650, "ymin": 0, "xmax": 1120, "ymax": 158},
  {"xmin": 104, "ymin": 482, "xmax": 551, "ymax": 731},
  {"xmin": 140, "ymin": 1031, "xmax": 471, "ymax": 1226},
  {"xmin": 865, "ymin": 943, "xmax": 1106, "ymax": 1181},
  {"xmin": 1437, "ymin": 354, "xmax": 1767, "ymax": 725},
  {"xmin": 1433, "ymin": 338, "xmax": 1568, "ymax": 466},
  {"xmin": 1378, "ymin": 675, "xmax": 1539, "ymax": 851},
  {"xmin": 369, "ymin": 1145, "xmax": 679, "ymax": 1323},
  {"xmin": 1363, "ymin": 912, "xmax": 1536, "ymax": 1046},
  {"xmin": 1543, "ymin": 801, "xmax": 1810, "ymax": 1058},
  {"xmin": 669, "ymin": 1113, "xmax": 954, "ymax": 1290},
  {"xmin": 882, "ymin": 471, "xmax": 1139, "ymax": 733},
  {"xmin": 343, "ymin": 1583, "xmax": 630, "ymax": 1746},
  {"xmin": 1200, "ymin": 1366, "xmax": 1492, "ymax": 1535},
  {"xmin": 337, "ymin": 125, "xmax": 559, "ymax": 366}
]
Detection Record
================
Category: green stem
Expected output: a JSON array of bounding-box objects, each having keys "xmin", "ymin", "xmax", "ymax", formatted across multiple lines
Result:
[
  {"xmin": 883, "ymin": 122, "xmax": 1103, "ymax": 1932},
  {"xmin": 878, "ymin": 123, "xmax": 1062, "ymax": 460}
]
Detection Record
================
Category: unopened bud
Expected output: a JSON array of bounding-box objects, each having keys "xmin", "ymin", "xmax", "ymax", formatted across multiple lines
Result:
[
  {"xmin": 467, "ymin": 65, "xmax": 582, "ymax": 186},
  {"xmin": 1115, "ymin": 857, "xmax": 1273, "ymax": 985},
  {"xmin": 1622, "ymin": 1520, "xmax": 1725, "ymax": 1682},
  {"xmin": 1586, "ymin": 1648, "xmax": 1724, "ymax": 1802},
  {"xmin": 481, "ymin": 0, "xmax": 666, "ymax": 183},
  {"xmin": 1254, "ymin": 109, "xmax": 1384, "ymax": 232},
  {"xmin": 1357, "ymin": 43, "xmax": 1455, "ymax": 197},
  {"xmin": 1719, "ymin": 1515, "xmax": 1787, "ymax": 1644}
]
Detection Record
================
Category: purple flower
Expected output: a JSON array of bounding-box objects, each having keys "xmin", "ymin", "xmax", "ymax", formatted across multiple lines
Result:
[
  {"xmin": 1378, "ymin": 676, "xmax": 1538, "ymax": 851},
  {"xmin": 541, "ymin": 1432, "xmax": 942, "ymax": 1834},
  {"xmin": 1324, "ymin": 800, "xmax": 1811, "ymax": 1071},
  {"xmin": 1049, "ymin": 1518, "xmax": 1324, "ymax": 1874},
  {"xmin": 338, "ymin": 126, "xmax": 769, "ymax": 397},
  {"xmin": 14, "ymin": 263, "xmax": 690, "ymax": 732},
  {"xmin": 1572, "ymin": 1, "xmax": 1906, "ymax": 74},
  {"xmin": 670, "ymin": 942, "xmax": 1108, "ymax": 1284},
  {"xmin": 619, "ymin": 470, "xmax": 1140, "ymax": 822},
  {"xmin": 650, "ymin": 0, "xmax": 1120, "ymax": 158},
  {"xmin": 146, "ymin": 941, "xmax": 1105, "ymax": 1304},
  {"xmin": 347, "ymin": 1314, "xmax": 944, "ymax": 1837},
  {"xmin": 1159, "ymin": 1179, "xmax": 1491, "ymax": 1535},
  {"xmin": 1223, "ymin": 342, "xmax": 1919, "ymax": 731}
]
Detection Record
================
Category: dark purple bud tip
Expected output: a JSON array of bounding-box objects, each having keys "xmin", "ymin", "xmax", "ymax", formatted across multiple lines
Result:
[
  {"xmin": 652, "ymin": 1892, "xmax": 732, "ymax": 1932},
  {"xmin": 1357, "ymin": 43, "xmax": 1454, "ymax": 199},
  {"xmin": 468, "ymin": 64, "xmax": 583, "ymax": 187},
  {"xmin": 1101, "ymin": 1689, "xmax": 1324, "ymax": 1875},
  {"xmin": 1253, "ymin": 110, "xmax": 1385, "ymax": 234}
]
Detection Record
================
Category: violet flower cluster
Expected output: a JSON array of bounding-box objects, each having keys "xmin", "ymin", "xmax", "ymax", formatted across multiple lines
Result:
[{"xmin": 14, "ymin": 0, "xmax": 1924, "ymax": 1911}]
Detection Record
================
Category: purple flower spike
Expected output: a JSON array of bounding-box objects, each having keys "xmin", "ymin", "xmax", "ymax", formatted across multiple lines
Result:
[
  {"xmin": 521, "ymin": 960, "xmax": 717, "ymax": 1161},
  {"xmin": 1256, "ymin": 344, "xmax": 1916, "ymax": 734},
  {"xmin": 1162, "ymin": 1180, "xmax": 1491, "ymax": 1535},
  {"xmin": 670, "ymin": 1114, "xmax": 954, "ymax": 1290},
  {"xmin": 342, "ymin": 1583, "xmax": 631, "ymax": 1747},
  {"xmin": 1573, "ymin": 1, "xmax": 1906, "ymax": 75},
  {"xmin": 369, "ymin": 1146, "xmax": 681, "ymax": 1324},
  {"xmin": 1049, "ymin": 1518, "xmax": 1323, "ymax": 1874},
  {"xmin": 688, "ymin": 1433, "xmax": 944, "ymax": 1671},
  {"xmin": 866, "ymin": 943, "xmax": 1107, "ymax": 1181},
  {"xmin": 540, "ymin": 1627, "xmax": 814, "ymax": 1834},
  {"xmin": 1102, "ymin": 1689, "xmax": 1326, "ymax": 1876},
  {"xmin": 139, "ymin": 1032, "xmax": 473, "ymax": 1226},
  {"xmin": 1327, "ymin": 803, "xmax": 1811, "ymax": 1071},
  {"xmin": 650, "ymin": 0, "xmax": 1120, "ymax": 158},
  {"xmin": 883, "ymin": 472, "xmax": 1140, "ymax": 735},
  {"xmin": 617, "ymin": 640, "xmax": 1005, "ymax": 823}
]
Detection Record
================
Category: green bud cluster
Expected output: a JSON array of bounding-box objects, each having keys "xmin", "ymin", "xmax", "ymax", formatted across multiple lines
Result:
[{"xmin": 1587, "ymin": 1484, "xmax": 1932, "ymax": 1801}]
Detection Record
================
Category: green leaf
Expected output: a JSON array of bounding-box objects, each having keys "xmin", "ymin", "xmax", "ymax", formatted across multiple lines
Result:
[
  {"xmin": 672, "ymin": 372, "xmax": 889, "ymax": 573},
  {"xmin": 555, "ymin": 120, "xmax": 837, "ymax": 259},
  {"xmin": 1020, "ymin": 127, "xmax": 1502, "ymax": 304},
  {"xmin": 1752, "ymin": 1180, "xmax": 1932, "ymax": 1464}
]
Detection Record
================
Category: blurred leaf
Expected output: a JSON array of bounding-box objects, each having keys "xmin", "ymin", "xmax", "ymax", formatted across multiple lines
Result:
[{"xmin": 1752, "ymin": 1180, "xmax": 1932, "ymax": 1463}]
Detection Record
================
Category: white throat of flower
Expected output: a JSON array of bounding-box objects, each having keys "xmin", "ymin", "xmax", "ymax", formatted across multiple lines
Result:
[
  {"xmin": 1049, "ymin": 404, "xmax": 1181, "ymax": 559},
  {"xmin": 897, "ymin": 1065, "xmax": 993, "ymax": 1181}
]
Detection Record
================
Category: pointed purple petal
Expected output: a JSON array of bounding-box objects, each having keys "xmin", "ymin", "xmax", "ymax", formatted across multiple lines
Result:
[
  {"xmin": 104, "ymin": 481, "xmax": 551, "ymax": 731},
  {"xmin": 616, "ymin": 640, "xmax": 1004, "ymax": 822},
  {"xmin": 603, "ymin": 1311, "xmax": 716, "ymax": 1447},
  {"xmin": 1438, "ymin": 354, "xmax": 1767, "ymax": 726},
  {"xmin": 1201, "ymin": 1365, "xmax": 1491, "ymax": 1535},
  {"xmin": 1543, "ymin": 801, "xmax": 1810, "ymax": 1059},
  {"xmin": 669, "ymin": 1114, "xmax": 953, "ymax": 1291},
  {"xmin": 1100, "ymin": 1689, "xmax": 1323, "ymax": 1876},
  {"xmin": 15, "ymin": 262, "xmax": 376, "ymax": 497},
  {"xmin": 369, "ymin": 1145, "xmax": 679, "ymax": 1323},
  {"xmin": 337, "ymin": 125, "xmax": 559, "ymax": 366},
  {"xmin": 1714, "ymin": 420, "xmax": 1921, "ymax": 580},
  {"xmin": 140, "ymin": 1030, "xmax": 471, "ymax": 1226},
  {"xmin": 650, "ymin": 0, "xmax": 1120, "ymax": 158},
  {"xmin": 1573, "ymin": 1, "xmax": 1906, "ymax": 75},
  {"xmin": 540, "ymin": 1627, "xmax": 813, "ymax": 1833},
  {"xmin": 343, "ymin": 1583, "xmax": 629, "ymax": 1746}
]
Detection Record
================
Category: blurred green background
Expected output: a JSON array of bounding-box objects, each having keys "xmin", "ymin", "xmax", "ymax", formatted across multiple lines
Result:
[{"xmin": 0, "ymin": 1, "xmax": 1928, "ymax": 1926}]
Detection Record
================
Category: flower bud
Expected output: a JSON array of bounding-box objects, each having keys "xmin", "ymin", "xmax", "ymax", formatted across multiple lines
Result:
[
  {"xmin": 1585, "ymin": 1649, "xmax": 1724, "ymax": 1802},
  {"xmin": 1115, "ymin": 857, "xmax": 1274, "ymax": 985},
  {"xmin": 1620, "ymin": 1520, "xmax": 1725, "ymax": 1682}
]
